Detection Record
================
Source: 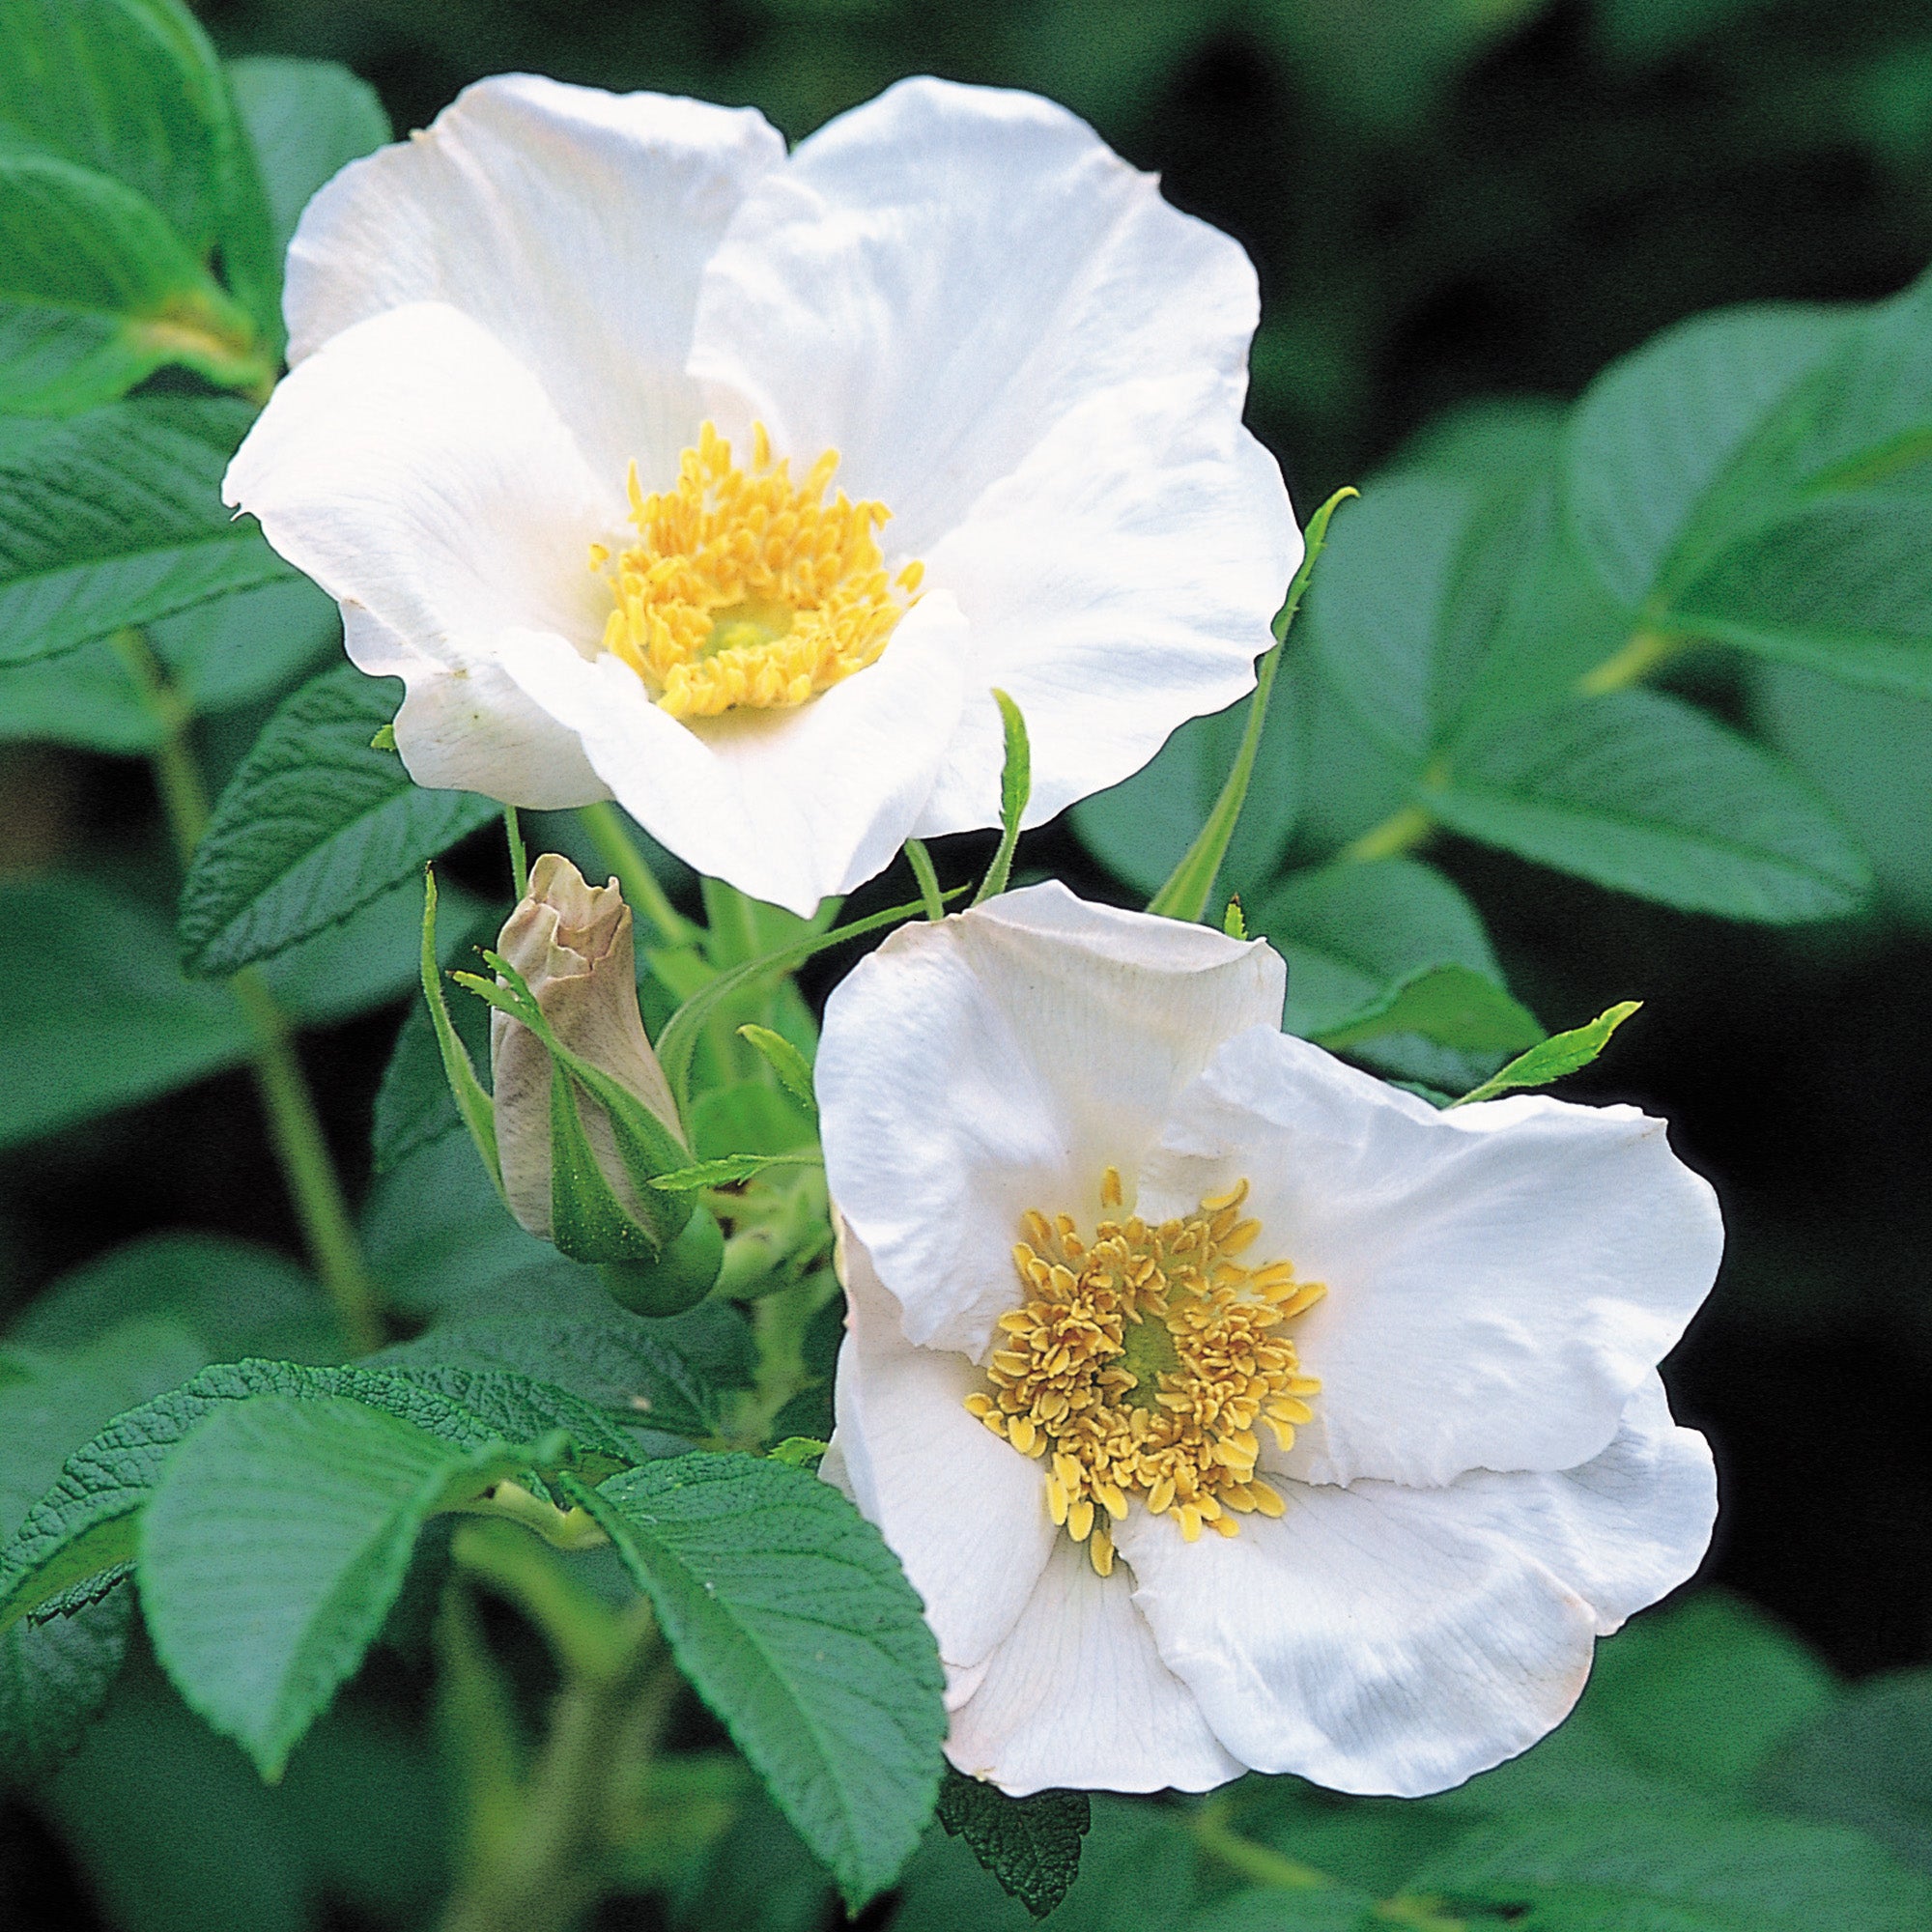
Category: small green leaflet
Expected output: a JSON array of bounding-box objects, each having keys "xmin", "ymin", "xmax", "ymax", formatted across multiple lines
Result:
[
  {"xmin": 138, "ymin": 1394, "xmax": 543, "ymax": 1778},
  {"xmin": 647, "ymin": 1152, "xmax": 821, "ymax": 1193},
  {"xmin": 1451, "ymin": 1001, "xmax": 1641, "ymax": 1106},
  {"xmin": 179, "ymin": 667, "xmax": 498, "ymax": 975},
  {"xmin": 562, "ymin": 1455, "xmax": 946, "ymax": 1912},
  {"xmin": 935, "ymin": 1772, "xmax": 1092, "ymax": 1919},
  {"xmin": 737, "ymin": 1024, "xmax": 817, "ymax": 1113},
  {"xmin": 1312, "ymin": 961, "xmax": 1544, "ymax": 1057},
  {"xmin": 767, "ymin": 1437, "xmax": 827, "ymax": 1470},
  {"xmin": 971, "ymin": 688, "xmax": 1033, "ymax": 906}
]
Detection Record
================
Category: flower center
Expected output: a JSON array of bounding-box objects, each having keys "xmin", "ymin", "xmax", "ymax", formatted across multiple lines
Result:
[
  {"xmin": 593, "ymin": 421, "xmax": 923, "ymax": 721},
  {"xmin": 965, "ymin": 1169, "xmax": 1324, "ymax": 1577}
]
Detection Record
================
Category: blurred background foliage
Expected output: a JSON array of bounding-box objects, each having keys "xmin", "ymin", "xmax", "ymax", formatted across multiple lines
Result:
[{"xmin": 7, "ymin": 0, "xmax": 1932, "ymax": 1923}]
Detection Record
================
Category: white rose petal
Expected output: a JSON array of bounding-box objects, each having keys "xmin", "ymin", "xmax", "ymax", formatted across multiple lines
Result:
[
  {"xmin": 229, "ymin": 72, "xmax": 1293, "ymax": 914},
  {"xmin": 817, "ymin": 884, "xmax": 1723, "ymax": 1797}
]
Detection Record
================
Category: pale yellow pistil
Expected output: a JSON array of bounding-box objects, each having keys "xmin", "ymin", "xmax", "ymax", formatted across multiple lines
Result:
[
  {"xmin": 965, "ymin": 1169, "xmax": 1324, "ymax": 1577},
  {"xmin": 593, "ymin": 421, "xmax": 923, "ymax": 720}
]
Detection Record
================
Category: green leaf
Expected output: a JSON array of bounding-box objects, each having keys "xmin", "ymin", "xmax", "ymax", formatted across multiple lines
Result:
[
  {"xmin": 972, "ymin": 688, "xmax": 1033, "ymax": 907},
  {"xmin": 1413, "ymin": 1810, "xmax": 1932, "ymax": 1930},
  {"xmin": 411, "ymin": 868, "xmax": 502, "ymax": 1194},
  {"xmin": 647, "ymin": 1152, "xmax": 819, "ymax": 1192},
  {"xmin": 0, "ymin": 1356, "xmax": 634, "ymax": 1639},
  {"xmin": 0, "ymin": 578, "xmax": 338, "ymax": 753},
  {"xmin": 1427, "ymin": 689, "xmax": 1871, "ymax": 922},
  {"xmin": 226, "ymin": 57, "xmax": 390, "ymax": 258},
  {"xmin": 0, "ymin": 0, "xmax": 269, "ymax": 291},
  {"xmin": 1585, "ymin": 1590, "xmax": 1836, "ymax": 1801},
  {"xmin": 1451, "ymin": 1000, "xmax": 1641, "ymax": 1105},
  {"xmin": 1312, "ymin": 961, "xmax": 1544, "ymax": 1056},
  {"xmin": 1752, "ymin": 660, "xmax": 1932, "ymax": 926},
  {"xmin": 1566, "ymin": 286, "xmax": 1932, "ymax": 698},
  {"xmin": 1757, "ymin": 1669, "xmax": 1932, "ymax": 1874},
  {"xmin": 9, "ymin": 1231, "xmax": 341, "ymax": 1365},
  {"xmin": 1186, "ymin": 1889, "xmax": 1378, "ymax": 1932},
  {"xmin": 0, "ymin": 869, "xmax": 471, "ymax": 1151},
  {"xmin": 373, "ymin": 1303, "xmax": 754, "ymax": 1440},
  {"xmin": 0, "ymin": 397, "xmax": 292, "ymax": 667},
  {"xmin": 737, "ymin": 1024, "xmax": 818, "ymax": 1113},
  {"xmin": 1565, "ymin": 302, "xmax": 1853, "ymax": 612},
  {"xmin": 1249, "ymin": 857, "xmax": 1502, "ymax": 1041},
  {"xmin": 563, "ymin": 1455, "xmax": 947, "ymax": 1910},
  {"xmin": 0, "ymin": 872, "xmax": 255, "ymax": 1150},
  {"xmin": 373, "ymin": 891, "xmax": 496, "ymax": 1175},
  {"xmin": 138, "ymin": 1392, "xmax": 530, "ymax": 1777},
  {"xmin": 0, "ymin": 1582, "xmax": 133, "ymax": 1778},
  {"xmin": 0, "ymin": 152, "xmax": 269, "ymax": 413},
  {"xmin": 179, "ymin": 665, "xmax": 498, "ymax": 975},
  {"xmin": 935, "ymin": 1772, "xmax": 1091, "ymax": 1919}
]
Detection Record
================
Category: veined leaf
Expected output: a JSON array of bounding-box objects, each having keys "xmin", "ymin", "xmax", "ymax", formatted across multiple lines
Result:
[
  {"xmin": 1428, "ymin": 689, "xmax": 1870, "ymax": 923},
  {"xmin": 0, "ymin": 0, "xmax": 273, "ymax": 311},
  {"xmin": 564, "ymin": 1455, "xmax": 946, "ymax": 1910},
  {"xmin": 139, "ymin": 1393, "xmax": 535, "ymax": 1777},
  {"xmin": 935, "ymin": 1773, "xmax": 1091, "ymax": 1919},
  {"xmin": 179, "ymin": 665, "xmax": 498, "ymax": 975},
  {"xmin": 0, "ymin": 151, "xmax": 270, "ymax": 414},
  {"xmin": 0, "ymin": 397, "xmax": 291, "ymax": 667}
]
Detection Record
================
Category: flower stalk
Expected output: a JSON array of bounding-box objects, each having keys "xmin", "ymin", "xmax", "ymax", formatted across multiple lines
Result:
[{"xmin": 112, "ymin": 627, "xmax": 384, "ymax": 1353}]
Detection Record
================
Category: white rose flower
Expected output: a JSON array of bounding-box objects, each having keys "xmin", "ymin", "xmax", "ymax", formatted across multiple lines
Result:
[
  {"xmin": 223, "ymin": 73, "xmax": 1295, "ymax": 915},
  {"xmin": 815, "ymin": 883, "xmax": 1722, "ymax": 1798}
]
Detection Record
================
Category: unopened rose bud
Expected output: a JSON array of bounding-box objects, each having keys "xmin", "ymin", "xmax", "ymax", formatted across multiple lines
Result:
[{"xmin": 491, "ymin": 854, "xmax": 683, "ymax": 1241}]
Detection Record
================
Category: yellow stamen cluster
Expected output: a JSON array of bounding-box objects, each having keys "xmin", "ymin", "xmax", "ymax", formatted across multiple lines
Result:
[
  {"xmin": 595, "ymin": 421, "xmax": 923, "ymax": 721},
  {"xmin": 965, "ymin": 1169, "xmax": 1324, "ymax": 1577}
]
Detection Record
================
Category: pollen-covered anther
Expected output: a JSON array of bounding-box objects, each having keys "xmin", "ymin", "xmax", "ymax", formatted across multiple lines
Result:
[
  {"xmin": 970, "ymin": 1173, "xmax": 1323, "ymax": 1570},
  {"xmin": 594, "ymin": 420, "xmax": 923, "ymax": 720}
]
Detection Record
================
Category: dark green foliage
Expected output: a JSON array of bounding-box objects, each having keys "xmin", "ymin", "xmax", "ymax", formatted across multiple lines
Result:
[
  {"xmin": 935, "ymin": 1771, "xmax": 1092, "ymax": 1918},
  {"xmin": 567, "ymin": 1456, "xmax": 948, "ymax": 1912},
  {"xmin": 178, "ymin": 664, "xmax": 498, "ymax": 975}
]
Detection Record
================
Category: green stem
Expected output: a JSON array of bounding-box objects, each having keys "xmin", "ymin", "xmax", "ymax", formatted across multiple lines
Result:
[
  {"xmin": 230, "ymin": 970, "xmax": 385, "ymax": 1353},
  {"xmin": 1578, "ymin": 625, "xmax": 1682, "ymax": 696},
  {"xmin": 440, "ymin": 1525, "xmax": 673, "ymax": 1932},
  {"xmin": 114, "ymin": 628, "xmax": 384, "ymax": 1352},
  {"xmin": 504, "ymin": 806, "xmax": 529, "ymax": 899},
  {"xmin": 578, "ymin": 801, "xmax": 696, "ymax": 948},
  {"xmin": 1338, "ymin": 803, "xmax": 1435, "ymax": 864},
  {"xmin": 1188, "ymin": 1804, "xmax": 1463, "ymax": 1932},
  {"xmin": 905, "ymin": 838, "xmax": 947, "ymax": 923}
]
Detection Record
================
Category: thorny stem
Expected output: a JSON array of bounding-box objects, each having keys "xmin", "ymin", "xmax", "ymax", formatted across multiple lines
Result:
[
  {"xmin": 1188, "ymin": 1802, "xmax": 1465, "ymax": 1932},
  {"xmin": 439, "ymin": 1523, "xmax": 677, "ymax": 1932},
  {"xmin": 112, "ymin": 629, "xmax": 384, "ymax": 1353},
  {"xmin": 578, "ymin": 800, "xmax": 697, "ymax": 948}
]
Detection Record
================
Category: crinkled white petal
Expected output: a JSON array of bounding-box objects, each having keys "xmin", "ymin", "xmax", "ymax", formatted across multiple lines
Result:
[
  {"xmin": 342, "ymin": 607, "xmax": 607, "ymax": 809},
  {"xmin": 945, "ymin": 1535, "xmax": 1241, "ymax": 1797},
  {"xmin": 818, "ymin": 885, "xmax": 1285, "ymax": 1356},
  {"xmin": 1141, "ymin": 1027, "xmax": 1722, "ymax": 1486},
  {"xmin": 826, "ymin": 1221, "xmax": 1056, "ymax": 1673},
  {"xmin": 225, "ymin": 301, "xmax": 620, "ymax": 811},
  {"xmin": 912, "ymin": 384, "xmax": 1296, "ymax": 835},
  {"xmin": 285, "ymin": 73, "xmax": 783, "ymax": 485},
  {"xmin": 1113, "ymin": 1377, "xmax": 1715, "ymax": 1797},
  {"xmin": 490, "ymin": 592, "xmax": 970, "ymax": 917},
  {"xmin": 690, "ymin": 75, "xmax": 1262, "ymax": 555}
]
